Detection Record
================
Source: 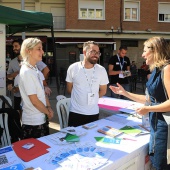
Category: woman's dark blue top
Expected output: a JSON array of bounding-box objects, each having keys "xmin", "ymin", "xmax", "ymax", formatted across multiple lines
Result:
[{"xmin": 146, "ymin": 67, "xmax": 169, "ymax": 169}]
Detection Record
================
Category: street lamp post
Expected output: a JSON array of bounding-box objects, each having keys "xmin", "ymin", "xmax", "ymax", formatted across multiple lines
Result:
[
  {"xmin": 111, "ymin": 26, "xmax": 114, "ymax": 40},
  {"xmin": 21, "ymin": 0, "xmax": 25, "ymax": 39},
  {"xmin": 111, "ymin": 26, "xmax": 114, "ymax": 51}
]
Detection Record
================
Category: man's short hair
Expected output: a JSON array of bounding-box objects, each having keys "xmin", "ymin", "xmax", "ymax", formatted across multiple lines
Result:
[
  {"xmin": 119, "ymin": 46, "xmax": 128, "ymax": 51},
  {"xmin": 12, "ymin": 38, "xmax": 23, "ymax": 46},
  {"xmin": 83, "ymin": 41, "xmax": 99, "ymax": 51}
]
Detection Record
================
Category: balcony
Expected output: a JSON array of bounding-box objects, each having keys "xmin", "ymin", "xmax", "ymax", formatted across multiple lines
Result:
[{"xmin": 53, "ymin": 16, "xmax": 66, "ymax": 30}]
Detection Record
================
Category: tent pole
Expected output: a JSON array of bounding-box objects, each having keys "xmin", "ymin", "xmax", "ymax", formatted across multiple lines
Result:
[
  {"xmin": 51, "ymin": 26, "xmax": 59, "ymax": 94},
  {"xmin": 21, "ymin": 0, "xmax": 25, "ymax": 40}
]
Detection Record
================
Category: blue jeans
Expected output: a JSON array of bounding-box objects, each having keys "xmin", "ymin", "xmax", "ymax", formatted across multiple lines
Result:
[
  {"xmin": 149, "ymin": 111, "xmax": 170, "ymax": 170},
  {"xmin": 110, "ymin": 84, "xmax": 130, "ymax": 100}
]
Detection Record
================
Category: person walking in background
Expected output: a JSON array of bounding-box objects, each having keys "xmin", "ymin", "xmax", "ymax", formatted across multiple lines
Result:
[
  {"xmin": 19, "ymin": 38, "xmax": 54, "ymax": 139},
  {"xmin": 109, "ymin": 37, "xmax": 170, "ymax": 170},
  {"xmin": 130, "ymin": 61, "xmax": 137, "ymax": 76},
  {"xmin": 129, "ymin": 61, "xmax": 138, "ymax": 92},
  {"xmin": 140, "ymin": 61, "xmax": 149, "ymax": 71},
  {"xmin": 108, "ymin": 46, "xmax": 131, "ymax": 99},
  {"xmin": 66, "ymin": 41, "xmax": 109, "ymax": 127}
]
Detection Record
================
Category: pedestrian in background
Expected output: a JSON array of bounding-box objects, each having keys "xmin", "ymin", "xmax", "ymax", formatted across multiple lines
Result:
[
  {"xmin": 130, "ymin": 61, "xmax": 137, "ymax": 76},
  {"xmin": 108, "ymin": 46, "xmax": 131, "ymax": 99}
]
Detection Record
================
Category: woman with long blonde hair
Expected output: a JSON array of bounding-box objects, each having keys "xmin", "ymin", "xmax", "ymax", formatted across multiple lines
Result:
[{"xmin": 110, "ymin": 37, "xmax": 170, "ymax": 169}]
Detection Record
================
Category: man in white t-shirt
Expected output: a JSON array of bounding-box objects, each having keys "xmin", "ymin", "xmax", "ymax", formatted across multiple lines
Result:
[{"xmin": 66, "ymin": 41, "xmax": 109, "ymax": 127}]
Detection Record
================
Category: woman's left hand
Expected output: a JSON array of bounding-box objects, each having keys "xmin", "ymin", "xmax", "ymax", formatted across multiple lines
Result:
[{"xmin": 135, "ymin": 106, "xmax": 149, "ymax": 115}]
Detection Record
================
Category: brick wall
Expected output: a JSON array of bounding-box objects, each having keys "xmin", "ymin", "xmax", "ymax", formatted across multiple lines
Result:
[{"xmin": 66, "ymin": 0, "xmax": 170, "ymax": 32}]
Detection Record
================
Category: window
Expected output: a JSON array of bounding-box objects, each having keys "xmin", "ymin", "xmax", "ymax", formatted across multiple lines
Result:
[
  {"xmin": 79, "ymin": 0, "xmax": 104, "ymax": 20},
  {"xmin": 80, "ymin": 8, "xmax": 87, "ymax": 18},
  {"xmin": 124, "ymin": 1, "xmax": 140, "ymax": 21},
  {"xmin": 88, "ymin": 9, "xmax": 95, "ymax": 18},
  {"xmin": 51, "ymin": 7, "xmax": 66, "ymax": 29},
  {"xmin": 158, "ymin": 3, "xmax": 170, "ymax": 22}
]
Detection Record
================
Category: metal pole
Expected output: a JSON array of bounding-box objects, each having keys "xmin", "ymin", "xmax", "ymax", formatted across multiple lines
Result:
[
  {"xmin": 111, "ymin": 26, "xmax": 114, "ymax": 51},
  {"xmin": 111, "ymin": 26, "xmax": 114, "ymax": 40},
  {"xmin": 21, "ymin": 0, "xmax": 25, "ymax": 40}
]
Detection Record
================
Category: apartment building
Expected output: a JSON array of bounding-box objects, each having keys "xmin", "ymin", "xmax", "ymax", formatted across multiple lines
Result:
[{"xmin": 1, "ymin": 0, "xmax": 170, "ymax": 73}]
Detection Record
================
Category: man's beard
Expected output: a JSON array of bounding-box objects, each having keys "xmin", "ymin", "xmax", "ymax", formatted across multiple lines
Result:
[
  {"xmin": 87, "ymin": 57, "xmax": 98, "ymax": 64},
  {"xmin": 14, "ymin": 51, "xmax": 20, "ymax": 57}
]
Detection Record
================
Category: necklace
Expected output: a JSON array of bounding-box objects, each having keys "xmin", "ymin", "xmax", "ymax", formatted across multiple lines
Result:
[
  {"xmin": 23, "ymin": 62, "xmax": 44, "ymax": 89},
  {"xmin": 81, "ymin": 62, "xmax": 95, "ymax": 92}
]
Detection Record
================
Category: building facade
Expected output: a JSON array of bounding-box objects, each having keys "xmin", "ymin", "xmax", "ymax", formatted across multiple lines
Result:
[{"xmin": 1, "ymin": 0, "xmax": 170, "ymax": 74}]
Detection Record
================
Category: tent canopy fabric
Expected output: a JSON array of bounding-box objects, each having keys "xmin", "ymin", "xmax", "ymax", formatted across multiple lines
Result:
[
  {"xmin": 0, "ymin": 5, "xmax": 53, "ymax": 35},
  {"xmin": 0, "ymin": 5, "xmax": 59, "ymax": 93}
]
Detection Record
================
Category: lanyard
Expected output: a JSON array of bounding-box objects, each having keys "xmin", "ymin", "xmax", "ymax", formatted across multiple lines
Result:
[
  {"xmin": 82, "ymin": 62, "xmax": 95, "ymax": 92},
  {"xmin": 23, "ymin": 62, "xmax": 44, "ymax": 89},
  {"xmin": 117, "ymin": 54, "xmax": 124, "ymax": 71}
]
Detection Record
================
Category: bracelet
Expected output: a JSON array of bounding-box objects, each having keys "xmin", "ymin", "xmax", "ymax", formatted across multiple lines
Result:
[{"xmin": 46, "ymin": 106, "xmax": 51, "ymax": 108}]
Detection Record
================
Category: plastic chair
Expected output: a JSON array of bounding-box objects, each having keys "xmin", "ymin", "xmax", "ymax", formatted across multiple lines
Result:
[
  {"xmin": 0, "ymin": 113, "xmax": 11, "ymax": 147},
  {"xmin": 56, "ymin": 98, "xmax": 70, "ymax": 129},
  {"xmin": 0, "ymin": 95, "xmax": 12, "ymax": 147},
  {"xmin": 56, "ymin": 95, "xmax": 66, "ymax": 102},
  {"xmin": 0, "ymin": 95, "xmax": 12, "ymax": 108}
]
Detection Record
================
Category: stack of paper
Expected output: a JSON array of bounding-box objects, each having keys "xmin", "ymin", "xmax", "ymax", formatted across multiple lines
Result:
[
  {"xmin": 64, "ymin": 134, "xmax": 80, "ymax": 142},
  {"xmin": 82, "ymin": 122, "xmax": 97, "ymax": 129},
  {"xmin": 44, "ymin": 141, "xmax": 113, "ymax": 170},
  {"xmin": 60, "ymin": 127, "xmax": 87, "ymax": 136},
  {"xmin": 119, "ymin": 126, "xmax": 142, "ymax": 136},
  {"xmin": 97, "ymin": 126, "xmax": 123, "ymax": 137},
  {"xmin": 132, "ymin": 125, "xmax": 150, "ymax": 135}
]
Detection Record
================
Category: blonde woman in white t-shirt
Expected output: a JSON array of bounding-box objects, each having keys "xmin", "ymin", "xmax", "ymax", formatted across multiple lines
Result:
[{"xmin": 19, "ymin": 38, "xmax": 54, "ymax": 139}]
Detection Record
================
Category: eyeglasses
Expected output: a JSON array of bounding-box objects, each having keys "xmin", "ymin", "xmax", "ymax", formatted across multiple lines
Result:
[{"xmin": 88, "ymin": 50, "xmax": 101, "ymax": 56}]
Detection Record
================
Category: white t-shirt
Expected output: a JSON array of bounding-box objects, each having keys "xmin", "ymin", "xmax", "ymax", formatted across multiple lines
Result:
[
  {"xmin": 7, "ymin": 59, "xmax": 46, "ymax": 97},
  {"xmin": 66, "ymin": 62, "xmax": 109, "ymax": 115},
  {"xmin": 7, "ymin": 57, "xmax": 20, "ymax": 97},
  {"xmin": 19, "ymin": 64, "xmax": 46, "ymax": 125},
  {"xmin": 36, "ymin": 61, "xmax": 47, "ymax": 71}
]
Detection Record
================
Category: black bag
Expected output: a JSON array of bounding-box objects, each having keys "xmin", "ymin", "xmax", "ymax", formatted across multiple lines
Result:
[
  {"xmin": 0, "ymin": 126, "xmax": 3, "ymax": 137},
  {"xmin": 0, "ymin": 95, "xmax": 22, "ymax": 143}
]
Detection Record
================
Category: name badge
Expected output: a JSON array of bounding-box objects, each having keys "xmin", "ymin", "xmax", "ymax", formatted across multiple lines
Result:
[
  {"xmin": 88, "ymin": 93, "xmax": 95, "ymax": 105},
  {"xmin": 116, "ymin": 62, "xmax": 119, "ymax": 65},
  {"xmin": 119, "ymin": 73, "xmax": 124, "ymax": 78}
]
